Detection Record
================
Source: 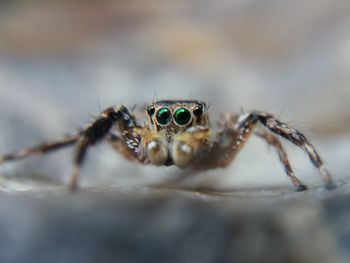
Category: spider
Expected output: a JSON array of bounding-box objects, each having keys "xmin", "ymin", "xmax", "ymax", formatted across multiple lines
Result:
[{"xmin": 0, "ymin": 100, "xmax": 336, "ymax": 191}]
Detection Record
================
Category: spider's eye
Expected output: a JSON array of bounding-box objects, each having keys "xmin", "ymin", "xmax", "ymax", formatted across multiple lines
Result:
[
  {"xmin": 174, "ymin": 108, "xmax": 192, "ymax": 126},
  {"xmin": 156, "ymin": 108, "xmax": 172, "ymax": 125},
  {"xmin": 147, "ymin": 106, "xmax": 155, "ymax": 116},
  {"xmin": 193, "ymin": 105, "xmax": 203, "ymax": 117}
]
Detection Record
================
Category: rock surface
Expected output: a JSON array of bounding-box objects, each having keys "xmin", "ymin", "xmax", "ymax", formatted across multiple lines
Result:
[{"xmin": 0, "ymin": 179, "xmax": 349, "ymax": 263}]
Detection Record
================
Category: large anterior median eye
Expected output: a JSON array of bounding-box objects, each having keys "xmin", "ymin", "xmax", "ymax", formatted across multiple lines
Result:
[
  {"xmin": 156, "ymin": 108, "xmax": 172, "ymax": 125},
  {"xmin": 174, "ymin": 108, "xmax": 192, "ymax": 126}
]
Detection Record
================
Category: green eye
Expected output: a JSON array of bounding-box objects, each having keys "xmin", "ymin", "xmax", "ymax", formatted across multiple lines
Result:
[
  {"xmin": 174, "ymin": 108, "xmax": 192, "ymax": 125},
  {"xmin": 156, "ymin": 108, "xmax": 172, "ymax": 125}
]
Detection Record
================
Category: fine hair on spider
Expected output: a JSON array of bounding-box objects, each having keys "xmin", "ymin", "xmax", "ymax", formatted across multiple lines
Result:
[{"xmin": 0, "ymin": 100, "xmax": 336, "ymax": 192}]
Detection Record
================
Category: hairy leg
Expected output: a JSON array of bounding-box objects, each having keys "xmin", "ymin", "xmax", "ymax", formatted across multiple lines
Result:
[
  {"xmin": 255, "ymin": 131, "xmax": 307, "ymax": 191},
  {"xmin": 191, "ymin": 112, "xmax": 335, "ymax": 190},
  {"xmin": 70, "ymin": 105, "xmax": 140, "ymax": 191},
  {"xmin": 0, "ymin": 105, "xmax": 140, "ymax": 191},
  {"xmin": 206, "ymin": 112, "xmax": 335, "ymax": 189},
  {"xmin": 0, "ymin": 134, "xmax": 80, "ymax": 163},
  {"xmin": 252, "ymin": 112, "xmax": 335, "ymax": 189}
]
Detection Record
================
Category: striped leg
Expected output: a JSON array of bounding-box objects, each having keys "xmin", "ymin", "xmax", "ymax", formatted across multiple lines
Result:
[
  {"xmin": 193, "ymin": 112, "xmax": 335, "ymax": 190},
  {"xmin": 0, "ymin": 134, "xmax": 80, "ymax": 163},
  {"xmin": 255, "ymin": 131, "xmax": 307, "ymax": 191},
  {"xmin": 70, "ymin": 105, "xmax": 139, "ymax": 191},
  {"xmin": 238, "ymin": 112, "xmax": 335, "ymax": 190}
]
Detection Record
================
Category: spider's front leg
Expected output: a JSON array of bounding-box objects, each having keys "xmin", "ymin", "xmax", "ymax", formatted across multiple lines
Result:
[
  {"xmin": 184, "ymin": 112, "xmax": 336, "ymax": 191},
  {"xmin": 251, "ymin": 112, "xmax": 335, "ymax": 190},
  {"xmin": 198, "ymin": 112, "xmax": 335, "ymax": 190},
  {"xmin": 70, "ymin": 105, "xmax": 139, "ymax": 191},
  {"xmin": 0, "ymin": 134, "xmax": 80, "ymax": 164},
  {"xmin": 0, "ymin": 105, "xmax": 139, "ymax": 191},
  {"xmin": 255, "ymin": 131, "xmax": 307, "ymax": 191}
]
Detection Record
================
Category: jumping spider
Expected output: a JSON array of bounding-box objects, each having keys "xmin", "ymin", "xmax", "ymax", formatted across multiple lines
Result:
[{"xmin": 0, "ymin": 100, "xmax": 336, "ymax": 191}]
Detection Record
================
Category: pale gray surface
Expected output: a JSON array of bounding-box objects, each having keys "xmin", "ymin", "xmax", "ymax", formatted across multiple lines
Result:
[{"xmin": 0, "ymin": 182, "xmax": 349, "ymax": 263}]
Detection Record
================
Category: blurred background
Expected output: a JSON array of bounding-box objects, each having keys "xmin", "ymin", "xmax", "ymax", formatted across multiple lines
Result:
[{"xmin": 0, "ymin": 0, "xmax": 349, "ymax": 191}]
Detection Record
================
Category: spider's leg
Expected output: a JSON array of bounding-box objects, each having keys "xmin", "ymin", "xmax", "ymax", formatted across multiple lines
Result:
[
  {"xmin": 255, "ymin": 131, "xmax": 307, "ymax": 191},
  {"xmin": 185, "ymin": 112, "xmax": 334, "ymax": 190},
  {"xmin": 70, "ymin": 105, "xmax": 139, "ymax": 191},
  {"xmin": 237, "ymin": 112, "xmax": 335, "ymax": 189},
  {"xmin": 0, "ymin": 134, "xmax": 80, "ymax": 163}
]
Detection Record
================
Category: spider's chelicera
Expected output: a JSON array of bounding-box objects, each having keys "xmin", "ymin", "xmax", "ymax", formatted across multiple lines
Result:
[{"xmin": 0, "ymin": 100, "xmax": 336, "ymax": 191}]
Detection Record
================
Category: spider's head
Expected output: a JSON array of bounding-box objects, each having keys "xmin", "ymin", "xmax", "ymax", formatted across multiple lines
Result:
[{"xmin": 145, "ymin": 100, "xmax": 209, "ymax": 138}]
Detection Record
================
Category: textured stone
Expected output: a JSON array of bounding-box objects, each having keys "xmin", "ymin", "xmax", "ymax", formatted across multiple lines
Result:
[{"xmin": 0, "ymin": 183, "xmax": 346, "ymax": 263}]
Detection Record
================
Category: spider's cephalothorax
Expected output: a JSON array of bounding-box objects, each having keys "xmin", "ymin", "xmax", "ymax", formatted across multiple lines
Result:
[
  {"xmin": 0, "ymin": 99, "xmax": 336, "ymax": 191},
  {"xmin": 146, "ymin": 100, "xmax": 209, "ymax": 139},
  {"xmin": 137, "ymin": 100, "xmax": 211, "ymax": 167}
]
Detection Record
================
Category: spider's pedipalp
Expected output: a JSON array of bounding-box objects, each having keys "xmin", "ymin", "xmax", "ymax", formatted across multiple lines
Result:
[
  {"xmin": 126, "ymin": 127, "xmax": 170, "ymax": 166},
  {"xmin": 145, "ymin": 136, "xmax": 169, "ymax": 166},
  {"xmin": 172, "ymin": 127, "xmax": 211, "ymax": 168}
]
